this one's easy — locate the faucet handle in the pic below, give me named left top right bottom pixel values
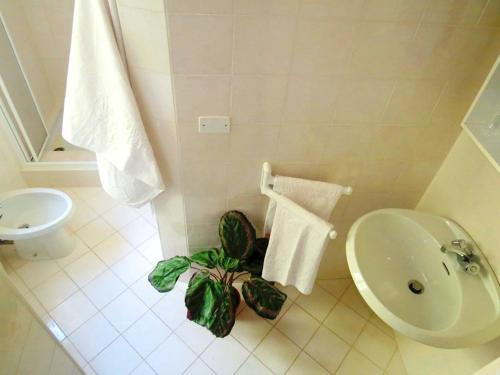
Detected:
left=451, top=239, right=473, bottom=256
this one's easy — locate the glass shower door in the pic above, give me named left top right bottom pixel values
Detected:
left=0, top=17, right=48, bottom=161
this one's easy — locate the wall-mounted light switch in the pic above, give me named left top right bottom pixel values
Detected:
left=198, top=116, right=231, bottom=133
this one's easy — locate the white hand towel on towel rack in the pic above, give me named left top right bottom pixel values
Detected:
left=264, top=176, right=344, bottom=235
left=62, top=0, right=164, bottom=207
left=262, top=176, right=345, bottom=294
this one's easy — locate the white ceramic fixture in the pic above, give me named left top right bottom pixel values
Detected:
left=346, top=208, right=500, bottom=348
left=0, top=188, right=75, bottom=260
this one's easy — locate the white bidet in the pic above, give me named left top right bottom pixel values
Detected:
left=0, top=188, right=75, bottom=260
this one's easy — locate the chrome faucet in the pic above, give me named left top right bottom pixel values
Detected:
left=441, top=239, right=480, bottom=275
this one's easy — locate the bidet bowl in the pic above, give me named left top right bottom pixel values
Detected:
left=346, top=208, right=500, bottom=348
left=0, top=188, right=75, bottom=260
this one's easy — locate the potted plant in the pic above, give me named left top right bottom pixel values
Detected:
left=148, top=210, right=287, bottom=337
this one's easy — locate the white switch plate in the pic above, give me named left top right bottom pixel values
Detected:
left=198, top=116, right=231, bottom=133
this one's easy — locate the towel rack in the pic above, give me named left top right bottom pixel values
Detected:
left=260, top=162, right=352, bottom=240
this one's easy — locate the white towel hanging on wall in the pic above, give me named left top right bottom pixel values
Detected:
left=260, top=162, right=352, bottom=294
left=63, top=0, right=164, bottom=207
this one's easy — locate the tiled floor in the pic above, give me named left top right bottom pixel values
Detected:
left=0, top=187, right=408, bottom=375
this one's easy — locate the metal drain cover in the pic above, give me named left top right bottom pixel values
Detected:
left=408, top=280, right=424, bottom=295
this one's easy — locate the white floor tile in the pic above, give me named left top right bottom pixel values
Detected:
left=386, top=350, right=408, bottom=375
left=146, top=334, right=196, bottom=375
left=90, top=337, right=141, bottom=375
left=151, top=288, right=187, bottom=330
left=93, top=233, right=133, bottom=266
left=295, top=285, right=337, bottom=322
left=202, top=335, right=249, bottom=375
left=130, top=362, right=156, bottom=375
left=33, top=271, right=78, bottom=311
left=56, top=238, right=90, bottom=268
left=317, top=279, right=352, bottom=299
left=305, top=326, right=349, bottom=373
left=102, top=289, right=148, bottom=332
left=277, top=284, right=300, bottom=301
left=340, top=283, right=373, bottom=319
left=69, top=313, right=119, bottom=361
left=231, top=306, right=272, bottom=351
left=324, top=302, right=367, bottom=344
left=82, top=270, right=127, bottom=309
left=65, top=252, right=107, bottom=287
left=68, top=203, right=98, bottom=232
left=81, top=189, right=119, bottom=215
left=111, top=251, right=152, bottom=286
left=16, top=259, right=60, bottom=288
left=287, top=351, right=329, bottom=375
left=176, top=320, right=215, bottom=355
left=50, top=291, right=98, bottom=335
left=119, top=217, right=156, bottom=247
left=336, top=349, right=383, bottom=375
left=102, top=204, right=140, bottom=230
left=124, top=310, right=171, bottom=358
left=236, top=355, right=273, bottom=375
left=184, top=359, right=215, bottom=375
left=76, top=218, right=115, bottom=248
left=254, top=329, right=300, bottom=375
left=130, top=276, right=163, bottom=307
left=354, top=323, right=397, bottom=369
left=276, top=304, right=320, bottom=347
left=137, top=234, right=163, bottom=264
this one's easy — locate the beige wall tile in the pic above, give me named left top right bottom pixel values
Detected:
left=166, top=0, right=233, bottom=14
left=284, top=76, right=338, bottom=123
left=129, top=67, right=175, bottom=124
left=179, top=124, right=230, bottom=164
left=275, top=126, right=328, bottom=163
left=227, top=159, right=265, bottom=198
left=181, top=161, right=228, bottom=198
left=349, top=22, right=419, bottom=79
left=233, top=14, right=296, bottom=74
left=361, top=0, right=430, bottom=22
left=299, top=0, right=365, bottom=20
left=119, top=6, right=170, bottom=73
left=169, top=15, right=233, bottom=74
left=174, top=75, right=231, bottom=123
left=234, top=0, right=299, bottom=15
left=423, top=0, right=486, bottom=25
left=228, top=126, right=280, bottom=160
left=118, top=0, right=164, bottom=12
left=383, top=80, right=445, bottom=125
left=365, top=126, right=421, bottom=161
left=334, top=79, right=395, bottom=123
left=231, top=76, right=288, bottom=125
left=185, top=196, right=227, bottom=225
left=291, top=20, right=356, bottom=75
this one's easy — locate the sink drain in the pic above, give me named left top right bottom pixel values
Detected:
left=18, top=223, right=30, bottom=229
left=408, top=280, right=424, bottom=295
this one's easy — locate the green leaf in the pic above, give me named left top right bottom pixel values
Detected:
left=185, top=271, right=222, bottom=328
left=218, top=211, right=256, bottom=260
left=217, top=251, right=240, bottom=271
left=242, top=277, right=287, bottom=320
left=148, top=256, right=191, bottom=293
left=189, top=248, right=220, bottom=268
left=208, top=285, right=239, bottom=338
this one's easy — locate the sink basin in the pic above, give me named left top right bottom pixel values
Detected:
left=346, top=208, right=500, bottom=348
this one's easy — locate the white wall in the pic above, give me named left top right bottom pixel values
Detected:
left=0, top=116, right=26, bottom=193
left=396, top=132, right=500, bottom=375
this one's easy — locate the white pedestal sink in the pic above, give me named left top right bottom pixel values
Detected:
left=346, top=208, right=500, bottom=348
